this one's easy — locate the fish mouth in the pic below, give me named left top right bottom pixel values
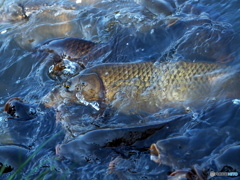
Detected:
left=4, top=97, right=22, bottom=117
left=41, top=85, right=75, bottom=108
left=55, top=144, right=65, bottom=160
left=48, top=59, right=84, bottom=81
left=149, top=143, right=161, bottom=164
left=66, top=72, right=106, bottom=110
left=149, top=142, right=178, bottom=166
left=4, top=97, right=37, bottom=120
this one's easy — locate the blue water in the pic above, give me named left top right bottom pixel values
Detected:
left=0, top=0, right=240, bottom=179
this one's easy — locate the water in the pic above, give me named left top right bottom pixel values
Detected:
left=0, top=0, right=240, bottom=179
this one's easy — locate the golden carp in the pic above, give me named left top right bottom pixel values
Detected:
left=42, top=60, right=238, bottom=114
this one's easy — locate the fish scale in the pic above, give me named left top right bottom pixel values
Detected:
left=86, top=61, right=228, bottom=105
left=54, top=60, right=237, bottom=114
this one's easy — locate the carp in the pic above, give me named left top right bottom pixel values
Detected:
left=42, top=60, right=239, bottom=114
left=35, top=37, right=111, bottom=81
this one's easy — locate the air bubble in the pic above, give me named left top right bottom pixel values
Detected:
left=90, top=101, right=100, bottom=111
left=49, top=65, right=54, bottom=73
left=61, top=59, right=80, bottom=75
left=1, top=30, right=7, bottom=34
left=16, top=79, right=21, bottom=84
left=76, top=93, right=100, bottom=111
left=29, top=108, right=36, bottom=115
left=192, top=113, right=198, bottom=120
left=0, top=100, right=4, bottom=104
left=232, top=99, right=240, bottom=105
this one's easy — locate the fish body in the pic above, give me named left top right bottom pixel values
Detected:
left=43, top=61, right=237, bottom=113
left=34, top=37, right=111, bottom=81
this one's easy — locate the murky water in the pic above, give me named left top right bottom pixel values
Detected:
left=0, top=0, right=240, bottom=179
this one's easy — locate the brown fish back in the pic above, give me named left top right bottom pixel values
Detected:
left=86, top=62, right=155, bottom=101
left=86, top=61, right=228, bottom=111
left=151, top=61, right=226, bottom=103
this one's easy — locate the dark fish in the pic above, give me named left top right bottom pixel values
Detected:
left=4, top=98, right=37, bottom=120
left=56, top=123, right=168, bottom=163
left=34, top=37, right=111, bottom=81
left=0, top=145, right=29, bottom=174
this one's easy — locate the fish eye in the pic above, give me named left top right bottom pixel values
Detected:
left=63, top=81, right=71, bottom=91
left=75, top=85, right=81, bottom=91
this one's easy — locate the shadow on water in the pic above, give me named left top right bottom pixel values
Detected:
left=0, top=0, right=240, bottom=179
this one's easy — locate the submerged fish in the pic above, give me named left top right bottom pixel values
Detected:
left=42, top=60, right=239, bottom=114
left=34, top=37, right=111, bottom=81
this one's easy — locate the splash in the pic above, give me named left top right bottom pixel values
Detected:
left=48, top=59, right=82, bottom=80
left=0, top=29, right=7, bottom=34
left=76, top=93, right=100, bottom=111
left=232, top=99, right=240, bottom=105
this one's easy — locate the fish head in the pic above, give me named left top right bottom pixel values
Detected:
left=41, top=85, right=76, bottom=108
left=42, top=72, right=104, bottom=110
left=0, top=3, right=27, bottom=23
left=150, top=136, right=190, bottom=168
left=64, top=72, right=104, bottom=103
left=4, top=97, right=37, bottom=120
